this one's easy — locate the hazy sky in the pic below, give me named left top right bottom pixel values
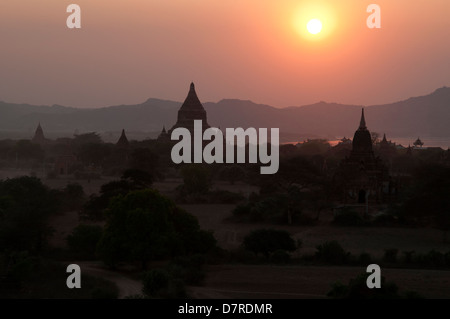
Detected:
left=0, top=0, right=449, bottom=108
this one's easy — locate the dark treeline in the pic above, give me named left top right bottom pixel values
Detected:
left=0, top=134, right=449, bottom=298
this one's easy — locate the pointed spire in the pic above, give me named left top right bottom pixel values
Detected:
left=382, top=133, right=387, bottom=142
left=359, top=108, right=367, bottom=130
left=178, top=82, right=206, bottom=112
left=116, top=129, right=129, bottom=147
left=32, top=122, right=45, bottom=144
left=162, top=125, right=166, bottom=133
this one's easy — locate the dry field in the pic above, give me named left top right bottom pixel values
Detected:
left=190, top=265, right=450, bottom=299
left=179, top=204, right=449, bottom=258
left=4, top=171, right=448, bottom=299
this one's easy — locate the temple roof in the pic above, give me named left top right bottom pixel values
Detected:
left=179, top=82, right=206, bottom=112
left=32, top=122, right=46, bottom=144
left=169, top=82, right=210, bottom=134
left=158, top=125, right=170, bottom=141
left=352, top=108, right=373, bottom=154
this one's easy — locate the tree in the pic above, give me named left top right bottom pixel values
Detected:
left=0, top=176, right=57, bottom=253
left=315, top=240, right=349, bottom=265
left=97, top=189, right=216, bottom=269
left=298, top=139, right=330, bottom=155
left=142, top=269, right=170, bottom=297
left=78, top=143, right=111, bottom=166
left=97, top=189, right=173, bottom=269
left=82, top=175, right=148, bottom=221
left=170, top=207, right=217, bottom=255
left=121, top=169, right=153, bottom=188
left=399, top=164, right=450, bottom=241
left=15, top=140, right=44, bottom=160
left=256, top=155, right=324, bottom=224
left=67, top=225, right=103, bottom=258
left=61, top=183, right=85, bottom=211
left=371, top=132, right=381, bottom=145
left=243, top=229, right=296, bottom=259
left=219, top=165, right=246, bottom=185
left=181, top=165, right=211, bottom=194
left=129, top=148, right=159, bottom=176
left=73, top=132, right=103, bottom=145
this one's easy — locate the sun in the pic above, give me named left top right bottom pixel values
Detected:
left=307, top=19, right=322, bottom=34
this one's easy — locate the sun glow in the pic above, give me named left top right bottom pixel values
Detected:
left=307, top=19, right=322, bottom=34
left=292, top=2, right=337, bottom=41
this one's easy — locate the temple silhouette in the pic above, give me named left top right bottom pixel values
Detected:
left=167, top=82, right=210, bottom=136
left=32, top=122, right=47, bottom=145
left=335, top=109, right=392, bottom=206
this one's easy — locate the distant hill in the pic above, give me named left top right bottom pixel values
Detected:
left=0, top=87, right=449, bottom=141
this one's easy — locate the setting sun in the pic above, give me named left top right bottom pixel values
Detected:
left=307, top=19, right=322, bottom=34
left=291, top=2, right=338, bottom=42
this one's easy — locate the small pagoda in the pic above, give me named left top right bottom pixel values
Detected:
left=413, top=137, right=424, bottom=148
left=32, top=122, right=48, bottom=145
left=116, top=129, right=129, bottom=148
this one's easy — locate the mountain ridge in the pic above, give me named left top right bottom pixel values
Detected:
left=0, top=87, right=449, bottom=139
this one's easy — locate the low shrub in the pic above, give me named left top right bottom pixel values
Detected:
left=333, top=210, right=366, bottom=227
left=315, top=241, right=350, bottom=265
left=383, top=249, right=399, bottom=264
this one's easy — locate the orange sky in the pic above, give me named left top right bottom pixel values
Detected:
left=0, top=0, right=449, bottom=108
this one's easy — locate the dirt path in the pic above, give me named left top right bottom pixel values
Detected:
left=77, top=262, right=143, bottom=299
left=188, top=286, right=325, bottom=299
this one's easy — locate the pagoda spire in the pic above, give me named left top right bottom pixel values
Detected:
left=32, top=122, right=46, bottom=144
left=116, top=129, right=129, bottom=147
left=169, top=82, right=210, bottom=134
left=359, top=108, right=367, bottom=130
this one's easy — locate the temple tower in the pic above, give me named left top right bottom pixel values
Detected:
left=169, top=82, right=210, bottom=135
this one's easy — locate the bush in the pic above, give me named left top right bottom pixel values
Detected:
left=209, top=190, right=245, bottom=204
left=243, top=229, right=296, bottom=259
left=170, top=255, right=206, bottom=286
left=358, top=252, right=372, bottom=265
left=5, top=251, right=39, bottom=284
left=142, top=268, right=188, bottom=299
left=233, top=203, right=252, bottom=218
left=416, top=250, right=446, bottom=268
left=315, top=241, right=350, bottom=265
left=445, top=251, right=450, bottom=267
left=328, top=273, right=401, bottom=299
left=142, top=269, right=170, bottom=297
left=271, top=250, right=291, bottom=264
left=383, top=249, right=399, bottom=264
left=61, top=183, right=85, bottom=211
left=333, top=210, right=365, bottom=226
left=181, top=165, right=211, bottom=195
left=372, top=213, right=398, bottom=226
left=403, top=251, right=415, bottom=264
